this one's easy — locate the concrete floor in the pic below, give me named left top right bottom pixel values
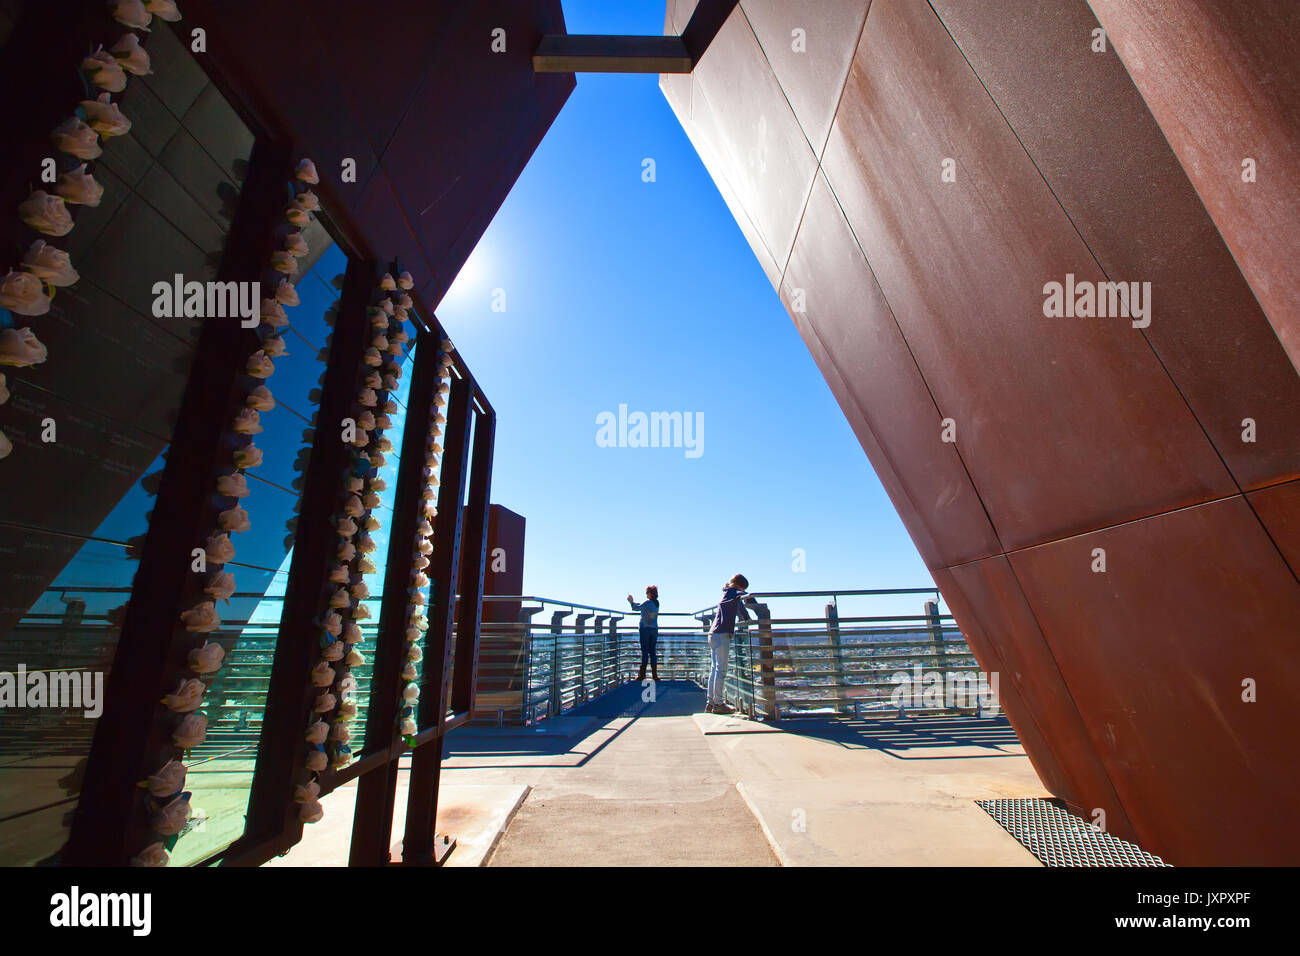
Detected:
left=268, top=778, right=529, bottom=867
left=266, top=680, right=1050, bottom=866
left=473, top=682, right=779, bottom=866
left=448, top=681, right=1046, bottom=866
left=707, top=712, right=1048, bottom=865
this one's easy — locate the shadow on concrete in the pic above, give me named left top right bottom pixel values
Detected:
left=570, top=679, right=706, bottom=719
left=441, top=680, right=707, bottom=768
left=771, top=714, right=1020, bottom=759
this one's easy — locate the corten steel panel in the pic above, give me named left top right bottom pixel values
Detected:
left=738, top=0, right=871, bottom=158
left=782, top=175, right=1002, bottom=568
left=691, top=6, right=819, bottom=275
left=312, top=0, right=470, bottom=157
left=179, top=0, right=384, bottom=215
left=1008, top=496, right=1300, bottom=865
left=941, top=557, right=1138, bottom=843
left=380, top=0, right=573, bottom=293
left=483, top=505, right=527, bottom=624
left=667, top=0, right=703, bottom=35
left=352, top=171, right=431, bottom=299
left=663, top=73, right=783, bottom=287
left=929, top=568, right=1078, bottom=816
left=819, top=0, right=1235, bottom=551
left=929, top=0, right=1300, bottom=492
left=1086, top=0, right=1300, bottom=371
left=1248, top=479, right=1300, bottom=578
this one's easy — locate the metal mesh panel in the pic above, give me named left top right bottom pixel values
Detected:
left=977, top=798, right=1170, bottom=867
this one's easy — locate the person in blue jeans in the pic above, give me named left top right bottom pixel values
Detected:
left=706, top=574, right=750, bottom=714
left=627, top=585, right=660, bottom=681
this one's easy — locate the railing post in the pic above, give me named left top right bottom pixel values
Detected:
left=518, top=606, right=539, bottom=724
left=574, top=613, right=590, bottom=702
left=549, top=610, right=567, bottom=714
left=609, top=617, right=620, bottom=684
left=925, top=598, right=946, bottom=711
left=592, top=615, right=607, bottom=691
left=826, top=602, right=848, bottom=715
left=753, top=602, right=776, bottom=721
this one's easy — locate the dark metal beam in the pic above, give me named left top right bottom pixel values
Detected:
left=347, top=312, right=439, bottom=866
left=533, top=34, right=691, bottom=73
left=681, top=0, right=740, bottom=63
left=531, top=0, right=738, bottom=74
left=401, top=372, right=472, bottom=864
left=449, top=410, right=495, bottom=719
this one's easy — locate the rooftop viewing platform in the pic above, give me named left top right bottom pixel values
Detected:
left=272, top=588, right=1134, bottom=867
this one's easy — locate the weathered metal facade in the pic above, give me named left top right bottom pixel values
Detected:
left=661, top=0, right=1300, bottom=865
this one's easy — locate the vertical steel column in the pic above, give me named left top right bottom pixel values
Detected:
left=519, top=607, right=538, bottom=723
left=401, top=373, right=471, bottom=864
left=574, top=613, right=590, bottom=701
left=347, top=319, right=440, bottom=866
left=549, top=610, right=567, bottom=714
left=753, top=603, right=777, bottom=721
left=236, top=255, right=377, bottom=857
left=825, top=602, right=847, bottom=714
left=593, top=615, right=607, bottom=689
left=925, top=599, right=946, bottom=663
left=449, top=406, right=495, bottom=720
left=608, top=618, right=619, bottom=686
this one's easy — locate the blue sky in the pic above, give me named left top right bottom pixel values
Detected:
left=435, top=0, right=934, bottom=619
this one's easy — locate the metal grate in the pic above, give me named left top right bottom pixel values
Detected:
left=977, top=798, right=1170, bottom=867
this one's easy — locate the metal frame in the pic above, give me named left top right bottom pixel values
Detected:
left=532, top=0, right=738, bottom=73
left=347, top=306, right=448, bottom=866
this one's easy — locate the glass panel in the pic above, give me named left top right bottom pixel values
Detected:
left=167, top=242, right=348, bottom=867
left=0, top=24, right=254, bottom=866
left=351, top=325, right=418, bottom=737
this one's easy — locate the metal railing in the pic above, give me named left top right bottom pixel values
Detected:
left=3, top=586, right=993, bottom=743
left=475, top=588, right=996, bottom=724
left=475, top=596, right=710, bottom=723
left=0, top=587, right=379, bottom=758
left=692, top=588, right=992, bottom=720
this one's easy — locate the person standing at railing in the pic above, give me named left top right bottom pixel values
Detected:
left=627, top=586, right=660, bottom=682
left=706, top=574, right=750, bottom=715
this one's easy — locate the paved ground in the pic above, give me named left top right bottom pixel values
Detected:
left=268, top=680, right=1049, bottom=866
left=269, top=779, right=529, bottom=867
left=453, top=682, right=779, bottom=866
left=450, top=681, right=1047, bottom=867
left=708, top=713, right=1047, bottom=865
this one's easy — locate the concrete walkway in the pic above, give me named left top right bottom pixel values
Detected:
left=706, top=712, right=1048, bottom=865
left=445, top=681, right=1046, bottom=867
left=445, top=681, right=778, bottom=866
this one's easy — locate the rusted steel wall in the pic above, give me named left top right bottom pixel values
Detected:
left=663, top=0, right=1300, bottom=865
left=1085, top=0, right=1300, bottom=371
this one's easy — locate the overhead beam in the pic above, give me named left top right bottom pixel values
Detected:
left=533, top=0, right=739, bottom=74
left=533, top=34, right=692, bottom=73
